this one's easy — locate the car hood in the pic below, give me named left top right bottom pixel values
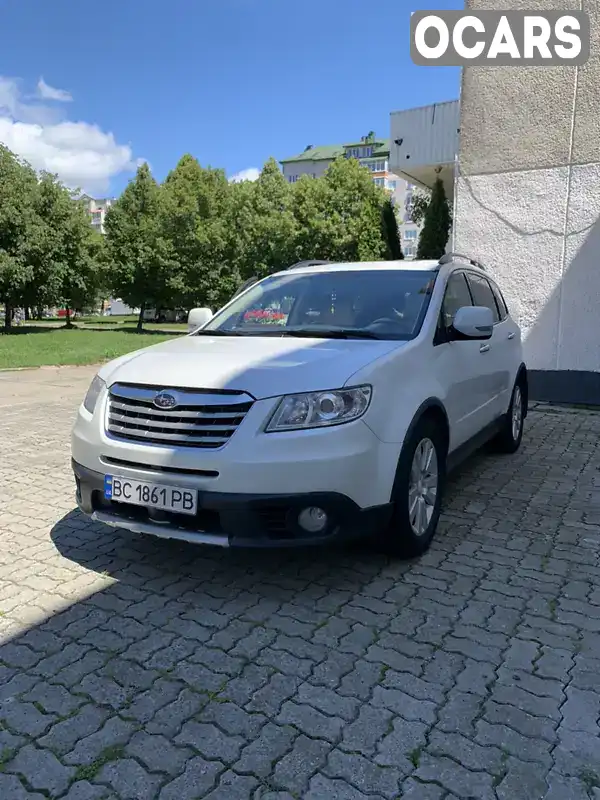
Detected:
left=99, top=334, right=403, bottom=399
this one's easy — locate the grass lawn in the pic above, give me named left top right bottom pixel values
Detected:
left=0, top=326, right=180, bottom=369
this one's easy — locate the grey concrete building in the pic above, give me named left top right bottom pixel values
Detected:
left=80, top=194, right=115, bottom=235
left=390, top=9, right=600, bottom=404
left=453, top=0, right=600, bottom=404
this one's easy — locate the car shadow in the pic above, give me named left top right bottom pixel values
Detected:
left=50, top=440, right=498, bottom=596
left=0, top=325, right=63, bottom=335
left=49, top=509, right=408, bottom=599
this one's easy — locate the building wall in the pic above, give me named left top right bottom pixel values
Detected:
left=389, top=100, right=459, bottom=196
left=453, top=0, right=600, bottom=403
left=81, top=195, right=114, bottom=234
left=281, top=161, right=331, bottom=182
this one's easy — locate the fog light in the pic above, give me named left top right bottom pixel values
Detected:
left=298, top=506, right=328, bottom=533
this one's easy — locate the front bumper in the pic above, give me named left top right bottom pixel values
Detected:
left=72, top=460, right=392, bottom=549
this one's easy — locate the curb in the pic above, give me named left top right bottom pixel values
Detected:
left=0, top=364, right=102, bottom=373
left=0, top=366, right=41, bottom=373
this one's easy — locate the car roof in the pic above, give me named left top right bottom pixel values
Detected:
left=273, top=259, right=441, bottom=277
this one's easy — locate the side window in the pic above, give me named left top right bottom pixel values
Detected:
left=465, top=273, right=500, bottom=324
left=489, top=279, right=509, bottom=320
left=441, top=272, right=473, bottom=329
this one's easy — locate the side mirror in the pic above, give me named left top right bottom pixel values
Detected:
left=188, top=307, right=213, bottom=333
left=451, top=306, right=493, bottom=340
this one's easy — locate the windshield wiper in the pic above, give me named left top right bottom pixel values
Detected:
left=192, top=329, right=245, bottom=336
left=281, top=327, right=382, bottom=340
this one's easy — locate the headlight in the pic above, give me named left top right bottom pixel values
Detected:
left=83, top=375, right=106, bottom=414
left=266, top=386, right=372, bottom=432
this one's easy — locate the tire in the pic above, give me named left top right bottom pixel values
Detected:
left=492, top=376, right=526, bottom=454
left=377, top=415, right=447, bottom=559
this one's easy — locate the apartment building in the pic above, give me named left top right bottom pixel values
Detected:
left=280, top=135, right=421, bottom=258
left=80, top=195, right=114, bottom=235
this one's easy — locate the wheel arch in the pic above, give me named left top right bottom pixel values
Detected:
left=388, top=397, right=450, bottom=504
left=408, top=398, right=451, bottom=457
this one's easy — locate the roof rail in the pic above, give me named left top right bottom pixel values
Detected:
left=286, top=259, right=331, bottom=271
left=438, top=252, right=486, bottom=271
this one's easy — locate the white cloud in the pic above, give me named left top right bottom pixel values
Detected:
left=229, top=167, right=260, bottom=183
left=0, top=76, right=142, bottom=195
left=37, top=77, right=73, bottom=103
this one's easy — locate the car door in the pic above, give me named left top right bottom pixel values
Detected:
left=488, top=276, right=522, bottom=414
left=464, top=271, right=512, bottom=420
left=432, top=270, right=493, bottom=451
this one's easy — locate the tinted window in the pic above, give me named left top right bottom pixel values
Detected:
left=441, top=272, right=473, bottom=328
left=203, top=269, right=438, bottom=341
left=489, top=280, right=509, bottom=320
left=466, top=273, right=500, bottom=323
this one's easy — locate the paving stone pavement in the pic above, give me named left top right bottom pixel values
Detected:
left=1, top=366, right=600, bottom=799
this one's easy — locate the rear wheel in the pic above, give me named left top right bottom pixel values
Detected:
left=377, top=416, right=447, bottom=558
left=492, top=377, right=525, bottom=454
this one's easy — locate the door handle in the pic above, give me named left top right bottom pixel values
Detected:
left=507, top=332, right=515, bottom=340
left=480, top=344, right=490, bottom=353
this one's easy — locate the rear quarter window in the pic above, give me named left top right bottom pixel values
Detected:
left=489, top=280, right=509, bottom=320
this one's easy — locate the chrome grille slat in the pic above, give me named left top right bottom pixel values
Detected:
left=106, top=383, right=253, bottom=449
left=110, top=400, right=246, bottom=420
left=107, top=423, right=230, bottom=446
left=110, top=384, right=248, bottom=407
left=108, top=412, right=238, bottom=433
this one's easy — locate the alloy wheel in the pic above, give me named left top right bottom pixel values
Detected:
left=408, top=437, right=438, bottom=537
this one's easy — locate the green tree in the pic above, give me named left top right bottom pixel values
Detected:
left=230, top=158, right=297, bottom=283
left=21, top=173, right=68, bottom=318
left=58, top=205, right=104, bottom=326
left=290, top=157, right=389, bottom=263
left=407, top=188, right=430, bottom=226
left=104, top=163, right=170, bottom=331
left=0, top=146, right=41, bottom=331
left=20, top=174, right=103, bottom=327
left=161, top=154, right=233, bottom=310
left=381, top=198, right=403, bottom=260
left=416, top=177, right=452, bottom=260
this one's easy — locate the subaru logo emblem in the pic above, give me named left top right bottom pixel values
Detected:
left=153, top=391, right=178, bottom=410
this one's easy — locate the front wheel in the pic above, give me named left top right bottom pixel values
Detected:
left=376, top=416, right=447, bottom=558
left=492, top=378, right=525, bottom=454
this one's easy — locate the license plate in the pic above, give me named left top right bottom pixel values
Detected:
left=104, top=475, right=198, bottom=516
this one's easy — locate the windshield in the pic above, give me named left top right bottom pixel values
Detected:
left=201, top=268, right=438, bottom=340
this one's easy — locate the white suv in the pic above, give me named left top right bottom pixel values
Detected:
left=71, top=254, right=527, bottom=558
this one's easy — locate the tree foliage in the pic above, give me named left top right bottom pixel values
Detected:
left=104, top=163, right=171, bottom=330
left=416, top=177, right=452, bottom=260
left=290, top=157, right=390, bottom=263
left=381, top=198, right=403, bottom=260
left=231, top=157, right=298, bottom=282
left=1, top=142, right=412, bottom=331
left=407, top=189, right=430, bottom=226
left=0, top=146, right=104, bottom=331
left=0, top=146, right=40, bottom=330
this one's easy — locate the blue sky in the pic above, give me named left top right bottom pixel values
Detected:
left=0, top=0, right=461, bottom=196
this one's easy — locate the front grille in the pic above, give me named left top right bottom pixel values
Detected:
left=106, top=383, right=253, bottom=449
